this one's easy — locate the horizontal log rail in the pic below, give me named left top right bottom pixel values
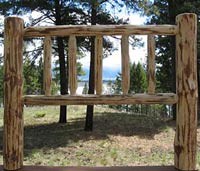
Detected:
left=23, top=93, right=177, bottom=106
left=24, top=25, right=178, bottom=37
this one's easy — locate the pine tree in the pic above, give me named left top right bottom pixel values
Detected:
left=111, top=62, right=147, bottom=112
left=0, top=0, right=86, bottom=123
left=148, top=0, right=200, bottom=119
left=23, top=56, right=42, bottom=95
left=0, top=0, right=93, bottom=123
left=130, top=62, right=147, bottom=93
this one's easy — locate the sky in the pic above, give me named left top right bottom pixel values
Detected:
left=79, top=12, right=148, bottom=79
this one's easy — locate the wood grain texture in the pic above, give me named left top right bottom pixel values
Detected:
left=121, top=35, right=130, bottom=94
left=24, top=25, right=178, bottom=37
left=147, top=35, right=156, bottom=94
left=95, top=36, right=103, bottom=95
left=68, top=35, right=77, bottom=95
left=23, top=93, right=177, bottom=106
left=0, top=165, right=177, bottom=171
left=4, top=17, right=24, bottom=170
left=43, top=36, right=52, bottom=96
left=174, top=13, right=198, bottom=170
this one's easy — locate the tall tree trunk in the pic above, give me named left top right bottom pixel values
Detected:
left=85, top=37, right=95, bottom=131
left=55, top=0, right=68, bottom=123
left=168, top=0, right=176, bottom=120
left=57, top=37, right=68, bottom=123
left=84, top=3, right=97, bottom=131
left=171, top=37, right=176, bottom=120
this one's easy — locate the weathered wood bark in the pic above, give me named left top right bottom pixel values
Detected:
left=147, top=35, right=156, bottom=94
left=121, top=35, right=130, bottom=95
left=3, top=17, right=24, bottom=170
left=24, top=25, right=178, bottom=37
left=24, top=93, right=177, bottom=106
left=43, top=36, right=52, bottom=96
left=95, top=36, right=103, bottom=95
left=174, top=13, right=198, bottom=170
left=68, top=35, right=77, bottom=95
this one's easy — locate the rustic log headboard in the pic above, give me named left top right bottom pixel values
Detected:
left=3, top=13, right=197, bottom=171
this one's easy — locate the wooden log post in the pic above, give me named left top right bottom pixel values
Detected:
left=43, top=36, right=52, bottom=96
left=174, top=13, right=198, bottom=170
left=147, top=35, right=156, bottom=94
left=68, top=35, right=77, bottom=95
left=4, top=17, right=24, bottom=170
left=95, top=36, right=103, bottom=95
left=121, top=35, right=130, bottom=94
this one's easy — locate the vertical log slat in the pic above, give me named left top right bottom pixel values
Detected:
left=121, top=35, right=130, bottom=94
left=174, top=13, right=197, bottom=170
left=4, top=17, right=24, bottom=170
left=147, top=35, right=156, bottom=94
left=43, top=36, right=52, bottom=96
left=95, top=35, right=103, bottom=95
left=68, top=35, right=77, bottom=95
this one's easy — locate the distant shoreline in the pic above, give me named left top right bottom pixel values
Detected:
left=77, top=81, right=114, bottom=94
left=78, top=80, right=115, bottom=83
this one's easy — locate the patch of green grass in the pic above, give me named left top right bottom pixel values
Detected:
left=0, top=106, right=199, bottom=169
left=0, top=108, right=3, bottom=127
left=197, top=151, right=200, bottom=169
left=34, top=111, right=46, bottom=118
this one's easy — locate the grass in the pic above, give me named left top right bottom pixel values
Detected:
left=0, top=106, right=199, bottom=168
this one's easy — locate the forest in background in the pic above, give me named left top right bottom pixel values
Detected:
left=0, top=0, right=199, bottom=128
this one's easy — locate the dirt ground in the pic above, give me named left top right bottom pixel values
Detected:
left=0, top=106, right=199, bottom=168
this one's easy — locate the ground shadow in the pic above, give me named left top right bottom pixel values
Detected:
left=0, top=112, right=175, bottom=158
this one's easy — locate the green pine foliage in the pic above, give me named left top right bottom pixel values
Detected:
left=147, top=0, right=200, bottom=118
left=110, top=62, right=147, bottom=112
left=148, top=0, right=200, bottom=92
left=111, top=62, right=147, bottom=95
left=23, top=56, right=43, bottom=95
left=130, top=62, right=147, bottom=93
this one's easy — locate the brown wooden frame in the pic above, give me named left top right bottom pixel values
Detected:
left=3, top=13, right=197, bottom=171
